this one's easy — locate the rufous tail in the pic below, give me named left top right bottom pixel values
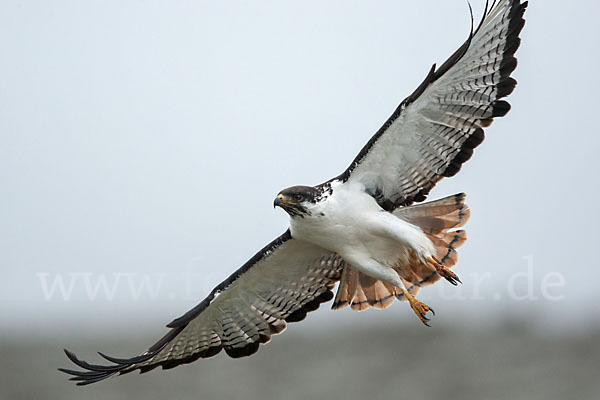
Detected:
left=332, top=193, right=469, bottom=311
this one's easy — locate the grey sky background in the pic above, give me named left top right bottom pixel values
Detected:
left=2, top=0, right=599, bottom=338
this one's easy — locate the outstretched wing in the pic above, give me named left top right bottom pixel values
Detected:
left=335, top=0, right=527, bottom=210
left=59, top=231, right=344, bottom=385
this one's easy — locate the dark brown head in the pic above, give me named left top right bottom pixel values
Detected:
left=274, top=185, right=322, bottom=217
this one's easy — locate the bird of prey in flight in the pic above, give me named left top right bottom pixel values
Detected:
left=60, top=0, right=527, bottom=385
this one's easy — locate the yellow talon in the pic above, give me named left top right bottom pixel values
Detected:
left=402, top=289, right=434, bottom=326
left=428, top=256, right=461, bottom=286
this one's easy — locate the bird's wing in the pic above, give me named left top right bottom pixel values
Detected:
left=59, top=230, right=344, bottom=385
left=333, top=0, right=527, bottom=210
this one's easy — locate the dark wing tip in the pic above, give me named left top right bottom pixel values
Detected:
left=59, top=349, right=125, bottom=386
left=285, top=289, right=334, bottom=323
left=442, top=128, right=484, bottom=178
left=224, top=341, right=260, bottom=359
left=440, top=0, right=526, bottom=180
left=59, top=326, right=180, bottom=386
left=59, top=322, right=208, bottom=385
left=496, top=77, right=517, bottom=98
left=499, top=1, right=527, bottom=81
left=491, top=100, right=511, bottom=117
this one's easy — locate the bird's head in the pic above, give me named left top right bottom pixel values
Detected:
left=274, top=185, right=322, bottom=218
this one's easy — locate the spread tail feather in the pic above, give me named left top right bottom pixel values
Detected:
left=332, top=193, right=469, bottom=311
left=332, top=267, right=427, bottom=310
left=397, top=193, right=470, bottom=267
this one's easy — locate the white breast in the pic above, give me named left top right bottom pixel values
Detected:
left=289, top=180, right=434, bottom=267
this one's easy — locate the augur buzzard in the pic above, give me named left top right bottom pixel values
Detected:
left=60, top=0, right=527, bottom=385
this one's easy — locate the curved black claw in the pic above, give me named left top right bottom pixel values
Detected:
left=447, top=276, right=459, bottom=286
left=428, top=257, right=462, bottom=286
left=440, top=269, right=462, bottom=286
left=410, top=302, right=435, bottom=327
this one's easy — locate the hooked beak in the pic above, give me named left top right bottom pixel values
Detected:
left=274, top=194, right=284, bottom=209
left=274, top=193, right=297, bottom=209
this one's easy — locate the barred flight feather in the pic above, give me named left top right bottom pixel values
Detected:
left=60, top=233, right=344, bottom=385
left=336, top=0, right=527, bottom=210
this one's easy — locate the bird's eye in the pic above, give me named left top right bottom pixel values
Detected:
left=293, top=194, right=303, bottom=202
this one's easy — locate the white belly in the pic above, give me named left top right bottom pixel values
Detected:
left=289, top=181, right=435, bottom=273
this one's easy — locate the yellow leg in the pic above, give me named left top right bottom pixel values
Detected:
left=402, top=289, right=434, bottom=327
left=428, top=256, right=462, bottom=286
